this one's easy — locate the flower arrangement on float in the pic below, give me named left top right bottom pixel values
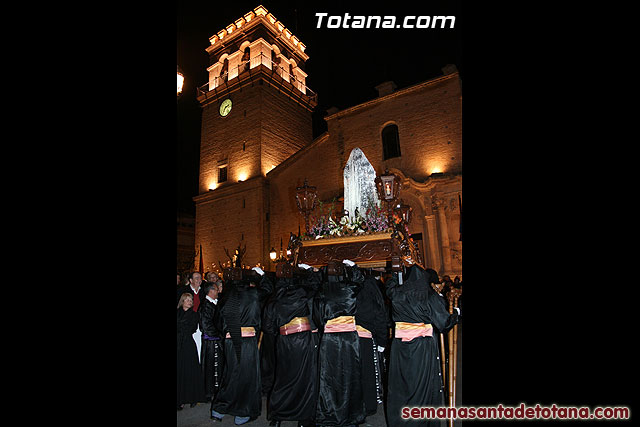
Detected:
left=304, top=200, right=392, bottom=240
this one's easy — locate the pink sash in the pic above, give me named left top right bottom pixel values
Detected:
left=395, top=322, right=433, bottom=342
left=356, top=325, right=373, bottom=338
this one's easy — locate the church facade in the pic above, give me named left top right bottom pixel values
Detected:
left=193, top=5, right=462, bottom=279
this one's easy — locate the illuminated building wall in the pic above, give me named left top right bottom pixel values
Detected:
left=267, top=72, right=463, bottom=277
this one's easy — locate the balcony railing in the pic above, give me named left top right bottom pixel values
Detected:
left=197, top=52, right=317, bottom=104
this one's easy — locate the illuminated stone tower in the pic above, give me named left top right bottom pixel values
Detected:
left=194, top=5, right=317, bottom=271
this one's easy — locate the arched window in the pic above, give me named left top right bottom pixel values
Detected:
left=289, top=63, right=296, bottom=82
left=241, top=47, right=250, bottom=72
left=382, top=124, right=401, bottom=160
left=220, top=57, right=229, bottom=82
left=271, top=47, right=282, bottom=76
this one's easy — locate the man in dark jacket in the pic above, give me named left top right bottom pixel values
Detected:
left=176, top=271, right=204, bottom=312
left=199, top=282, right=224, bottom=402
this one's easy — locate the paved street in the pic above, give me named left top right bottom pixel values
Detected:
left=177, top=399, right=389, bottom=427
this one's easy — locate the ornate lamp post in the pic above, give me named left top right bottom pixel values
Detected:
left=375, top=168, right=401, bottom=224
left=395, top=200, right=413, bottom=224
left=295, top=179, right=318, bottom=234
left=276, top=237, right=288, bottom=263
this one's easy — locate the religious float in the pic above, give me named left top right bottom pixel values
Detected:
left=290, top=175, right=418, bottom=271
left=272, top=148, right=416, bottom=272
left=286, top=150, right=461, bottom=427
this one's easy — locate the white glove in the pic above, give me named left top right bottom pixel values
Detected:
left=455, top=307, right=461, bottom=316
left=377, top=346, right=385, bottom=352
left=298, top=263, right=311, bottom=270
left=252, top=267, right=264, bottom=276
left=342, top=259, right=355, bottom=267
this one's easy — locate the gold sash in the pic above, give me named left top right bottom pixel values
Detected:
left=395, top=321, right=432, bottom=330
left=356, top=324, right=372, bottom=338
left=279, top=317, right=311, bottom=335
left=225, top=326, right=256, bottom=338
left=325, top=315, right=356, bottom=333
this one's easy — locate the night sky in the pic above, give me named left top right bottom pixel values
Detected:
left=177, top=0, right=462, bottom=215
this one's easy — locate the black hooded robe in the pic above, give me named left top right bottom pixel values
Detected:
left=199, top=296, right=224, bottom=401
left=313, top=265, right=366, bottom=427
left=211, top=276, right=273, bottom=418
left=177, top=308, right=205, bottom=406
left=260, top=287, right=278, bottom=397
left=262, top=269, right=321, bottom=423
left=356, top=274, right=389, bottom=416
left=385, top=265, right=459, bottom=427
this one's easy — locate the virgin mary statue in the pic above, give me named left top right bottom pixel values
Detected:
left=343, top=148, right=380, bottom=220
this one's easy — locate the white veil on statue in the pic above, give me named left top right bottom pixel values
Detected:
left=343, top=148, right=380, bottom=220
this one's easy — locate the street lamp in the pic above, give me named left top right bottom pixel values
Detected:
left=269, top=247, right=277, bottom=261
left=177, top=66, right=184, bottom=97
left=375, top=168, right=402, bottom=224
left=395, top=200, right=412, bottom=224
left=295, top=179, right=318, bottom=234
left=375, top=168, right=401, bottom=204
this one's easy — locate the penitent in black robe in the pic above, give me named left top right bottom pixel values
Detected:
left=177, top=308, right=205, bottom=406
left=356, top=274, right=389, bottom=416
left=211, top=276, right=273, bottom=418
left=385, top=265, right=459, bottom=427
left=262, top=269, right=321, bottom=423
left=260, top=287, right=278, bottom=397
left=313, top=265, right=366, bottom=427
left=199, top=297, right=224, bottom=401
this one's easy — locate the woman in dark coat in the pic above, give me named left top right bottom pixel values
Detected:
left=177, top=293, right=205, bottom=410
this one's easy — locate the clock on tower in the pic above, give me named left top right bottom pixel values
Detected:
left=219, top=98, right=232, bottom=117
left=197, top=5, right=317, bottom=189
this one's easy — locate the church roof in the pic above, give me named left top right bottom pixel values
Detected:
left=325, top=72, right=460, bottom=121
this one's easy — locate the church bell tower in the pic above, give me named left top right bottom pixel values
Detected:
left=193, top=5, right=317, bottom=272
